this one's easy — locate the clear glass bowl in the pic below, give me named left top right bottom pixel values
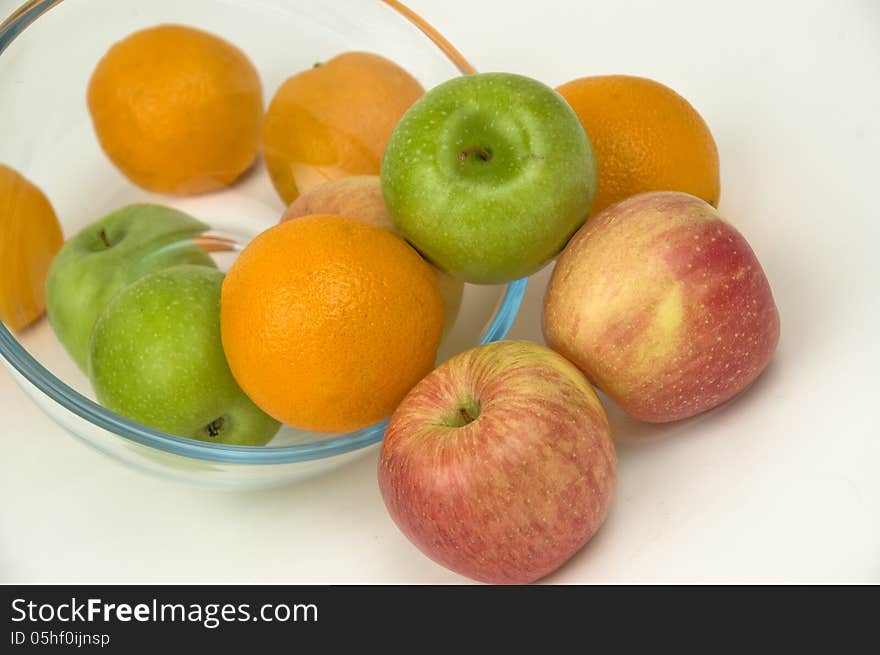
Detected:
left=0, top=0, right=527, bottom=489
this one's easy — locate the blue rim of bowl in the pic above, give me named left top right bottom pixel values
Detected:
left=0, top=0, right=529, bottom=464
left=0, top=280, right=526, bottom=464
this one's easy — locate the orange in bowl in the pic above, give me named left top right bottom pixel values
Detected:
left=261, top=51, right=424, bottom=205
left=220, top=214, right=444, bottom=433
left=0, top=164, right=63, bottom=331
left=87, top=24, right=263, bottom=195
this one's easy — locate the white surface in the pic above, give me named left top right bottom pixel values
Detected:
left=1, top=0, right=878, bottom=583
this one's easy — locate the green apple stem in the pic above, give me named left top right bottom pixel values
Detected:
left=458, top=146, right=493, bottom=164
left=98, top=229, right=112, bottom=248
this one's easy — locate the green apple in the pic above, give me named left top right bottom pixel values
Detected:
left=381, top=72, right=596, bottom=284
left=46, top=204, right=216, bottom=370
left=89, top=265, right=280, bottom=445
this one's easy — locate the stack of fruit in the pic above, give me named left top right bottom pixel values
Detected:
left=0, top=23, right=780, bottom=584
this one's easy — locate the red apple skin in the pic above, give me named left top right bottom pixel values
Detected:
left=543, top=191, right=780, bottom=423
left=378, top=340, right=616, bottom=585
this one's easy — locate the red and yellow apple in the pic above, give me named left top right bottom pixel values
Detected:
left=378, top=340, right=616, bottom=585
left=543, top=191, right=780, bottom=423
left=281, top=175, right=391, bottom=227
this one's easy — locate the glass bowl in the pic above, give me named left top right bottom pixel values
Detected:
left=0, top=0, right=527, bottom=490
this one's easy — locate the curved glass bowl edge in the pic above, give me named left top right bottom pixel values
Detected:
left=0, top=280, right=527, bottom=464
left=0, top=0, right=57, bottom=55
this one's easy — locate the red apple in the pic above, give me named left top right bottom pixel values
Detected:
left=543, top=191, right=780, bottom=423
left=378, top=340, right=616, bottom=584
left=281, top=176, right=391, bottom=228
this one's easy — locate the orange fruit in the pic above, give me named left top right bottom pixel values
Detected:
left=87, top=24, right=263, bottom=195
left=0, top=164, right=63, bottom=331
left=261, top=51, right=424, bottom=205
left=556, top=75, right=720, bottom=217
left=220, top=215, right=444, bottom=433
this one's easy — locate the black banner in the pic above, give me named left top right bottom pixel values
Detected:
left=1, top=585, right=876, bottom=649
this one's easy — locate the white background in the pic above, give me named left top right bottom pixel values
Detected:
left=1, top=0, right=878, bottom=583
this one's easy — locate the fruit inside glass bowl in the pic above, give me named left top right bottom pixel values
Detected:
left=0, top=0, right=526, bottom=490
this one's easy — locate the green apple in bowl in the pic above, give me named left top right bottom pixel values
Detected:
left=89, top=265, right=280, bottom=445
left=381, top=72, right=596, bottom=284
left=46, top=204, right=216, bottom=370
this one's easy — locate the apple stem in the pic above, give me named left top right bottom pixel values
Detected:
left=458, top=146, right=493, bottom=164
left=440, top=400, right=481, bottom=428
left=206, top=417, right=225, bottom=438
left=98, top=229, right=111, bottom=248
left=458, top=406, right=475, bottom=425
